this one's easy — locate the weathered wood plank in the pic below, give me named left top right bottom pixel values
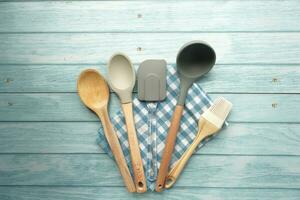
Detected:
left=0, top=1, right=299, bottom=32
left=1, top=33, right=300, bottom=64
left=0, top=154, right=299, bottom=188
left=0, top=93, right=299, bottom=122
left=1, top=64, right=299, bottom=93
left=1, top=187, right=300, bottom=200
left=0, top=122, right=299, bottom=156
left=0, top=122, right=101, bottom=153
left=0, top=93, right=120, bottom=121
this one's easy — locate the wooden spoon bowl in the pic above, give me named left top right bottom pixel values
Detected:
left=77, top=69, right=109, bottom=112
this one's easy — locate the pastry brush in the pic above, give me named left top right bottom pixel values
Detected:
left=165, top=97, right=232, bottom=189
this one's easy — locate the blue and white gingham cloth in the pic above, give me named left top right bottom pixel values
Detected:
left=98, top=65, right=214, bottom=191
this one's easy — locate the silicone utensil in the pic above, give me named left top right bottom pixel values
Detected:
left=137, top=59, right=167, bottom=182
left=156, top=41, right=216, bottom=192
left=108, top=53, right=147, bottom=193
left=77, top=69, right=136, bottom=192
left=165, top=97, right=232, bottom=189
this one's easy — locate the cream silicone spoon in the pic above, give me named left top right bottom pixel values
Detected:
left=77, top=69, right=136, bottom=192
left=108, top=53, right=147, bottom=193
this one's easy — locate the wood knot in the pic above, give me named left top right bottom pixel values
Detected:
left=137, top=14, right=142, bottom=18
left=8, top=102, right=13, bottom=106
left=137, top=47, right=142, bottom=51
left=5, top=78, right=13, bottom=83
left=272, top=77, right=279, bottom=83
left=272, top=103, right=278, bottom=108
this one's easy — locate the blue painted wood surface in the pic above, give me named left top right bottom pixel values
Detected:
left=0, top=1, right=300, bottom=199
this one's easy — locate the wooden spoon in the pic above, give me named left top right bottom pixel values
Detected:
left=77, top=69, right=136, bottom=193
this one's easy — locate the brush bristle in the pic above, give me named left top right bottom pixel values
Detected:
left=210, top=97, right=232, bottom=119
left=202, top=97, right=232, bottom=128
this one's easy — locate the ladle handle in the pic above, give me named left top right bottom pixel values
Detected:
left=97, top=108, right=136, bottom=193
left=122, top=103, right=147, bottom=193
left=156, top=105, right=184, bottom=192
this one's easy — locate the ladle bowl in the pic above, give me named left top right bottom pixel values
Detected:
left=177, top=41, right=216, bottom=79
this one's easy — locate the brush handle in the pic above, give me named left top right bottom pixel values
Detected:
left=165, top=118, right=217, bottom=189
left=97, top=108, right=136, bottom=193
left=122, top=103, right=147, bottom=193
left=156, top=105, right=184, bottom=192
left=165, top=129, right=206, bottom=189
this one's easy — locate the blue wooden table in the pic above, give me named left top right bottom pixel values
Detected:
left=0, top=1, right=300, bottom=199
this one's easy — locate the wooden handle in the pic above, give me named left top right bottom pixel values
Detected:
left=97, top=108, right=136, bottom=193
left=165, top=118, right=216, bottom=189
left=165, top=129, right=206, bottom=189
left=156, top=105, right=184, bottom=192
left=122, top=103, right=147, bottom=193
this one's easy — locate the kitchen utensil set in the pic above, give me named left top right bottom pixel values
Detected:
left=77, top=41, right=232, bottom=193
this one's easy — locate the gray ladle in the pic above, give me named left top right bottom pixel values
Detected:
left=156, top=41, right=216, bottom=192
left=108, top=53, right=147, bottom=193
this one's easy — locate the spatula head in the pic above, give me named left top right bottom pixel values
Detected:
left=137, top=59, right=167, bottom=101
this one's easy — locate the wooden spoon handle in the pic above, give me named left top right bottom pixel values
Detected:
left=122, top=103, right=147, bottom=193
left=97, top=108, right=136, bottom=193
left=165, top=129, right=206, bottom=189
left=156, top=105, right=184, bottom=192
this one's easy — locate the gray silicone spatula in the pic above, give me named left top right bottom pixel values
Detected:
left=137, top=59, right=167, bottom=182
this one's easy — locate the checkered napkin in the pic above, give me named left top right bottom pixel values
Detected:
left=97, top=65, right=213, bottom=191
